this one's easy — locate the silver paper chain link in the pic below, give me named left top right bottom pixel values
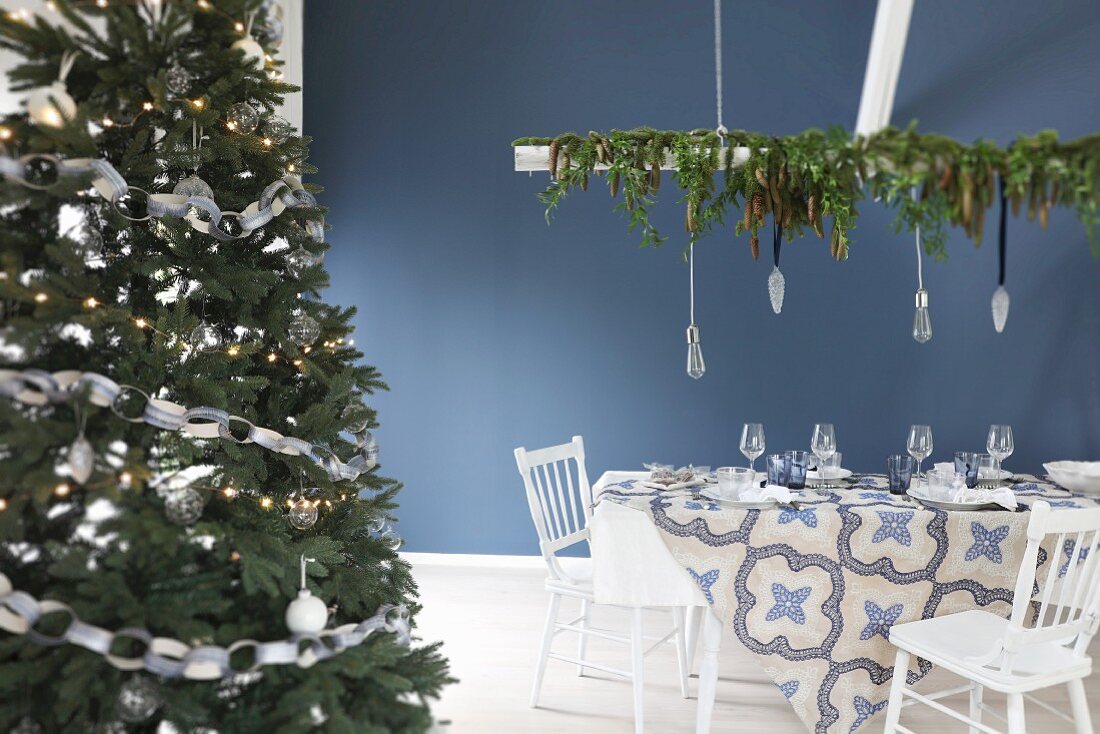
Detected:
left=0, top=369, right=378, bottom=482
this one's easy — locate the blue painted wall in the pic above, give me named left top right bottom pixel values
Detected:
left=305, top=0, right=1100, bottom=554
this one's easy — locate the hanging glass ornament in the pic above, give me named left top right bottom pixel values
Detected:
left=686, top=324, right=705, bottom=380
left=260, top=16, right=284, bottom=48
left=991, top=285, right=1010, bottom=333
left=287, top=312, right=320, bottom=346
left=172, top=174, right=214, bottom=200
left=189, top=322, right=221, bottom=351
left=115, top=676, right=161, bottom=724
left=767, top=267, right=786, bottom=315
left=164, top=487, right=204, bottom=525
left=226, top=102, right=259, bottom=133
left=285, top=247, right=317, bottom=278
left=288, top=498, right=318, bottom=530
left=913, top=288, right=932, bottom=344
left=96, top=722, right=127, bottom=734
left=165, top=65, right=194, bottom=96
left=342, top=402, right=369, bottom=434
left=263, top=115, right=293, bottom=144
left=10, top=717, right=43, bottom=734
left=286, top=555, right=328, bottom=634
left=68, top=433, right=95, bottom=485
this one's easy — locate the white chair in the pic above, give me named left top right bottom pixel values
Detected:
left=883, top=500, right=1100, bottom=734
left=514, top=436, right=689, bottom=734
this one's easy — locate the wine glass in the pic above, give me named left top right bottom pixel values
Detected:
left=907, top=425, right=933, bottom=479
left=811, top=424, right=837, bottom=488
left=987, top=424, right=1014, bottom=479
left=740, top=423, right=766, bottom=472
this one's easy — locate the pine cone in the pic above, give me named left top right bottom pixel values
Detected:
left=581, top=173, right=588, bottom=191
left=548, top=139, right=560, bottom=180
left=750, top=232, right=760, bottom=260
left=743, top=196, right=752, bottom=231
left=1011, top=193, right=1022, bottom=217
left=938, top=166, right=954, bottom=191
left=650, top=164, right=661, bottom=193
left=752, top=190, right=765, bottom=224
left=830, top=223, right=839, bottom=258
left=610, top=172, right=619, bottom=199
left=807, top=193, right=818, bottom=226
left=1039, top=201, right=1050, bottom=229
left=782, top=204, right=792, bottom=230
left=685, top=201, right=697, bottom=233
left=755, top=168, right=768, bottom=188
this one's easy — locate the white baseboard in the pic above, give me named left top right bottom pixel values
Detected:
left=400, top=552, right=546, bottom=568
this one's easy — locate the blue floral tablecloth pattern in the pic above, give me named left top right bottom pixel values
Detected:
left=596, top=474, right=1099, bottom=733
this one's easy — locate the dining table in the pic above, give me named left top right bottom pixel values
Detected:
left=589, top=470, right=1100, bottom=734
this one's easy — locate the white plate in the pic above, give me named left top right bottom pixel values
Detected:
left=807, top=468, right=853, bottom=486
left=906, top=488, right=1003, bottom=512
left=640, top=479, right=702, bottom=491
left=1044, top=462, right=1100, bottom=495
left=699, top=487, right=778, bottom=509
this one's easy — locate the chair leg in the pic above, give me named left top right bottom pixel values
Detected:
left=882, top=649, right=910, bottom=734
left=530, top=592, right=560, bottom=708
left=630, top=606, right=645, bottom=734
left=685, top=604, right=703, bottom=673
left=1067, top=678, right=1093, bottom=734
left=576, top=598, right=589, bottom=677
left=672, top=606, right=690, bottom=698
left=1005, top=692, right=1026, bottom=734
left=969, top=683, right=983, bottom=734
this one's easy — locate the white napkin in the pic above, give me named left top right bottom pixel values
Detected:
left=738, top=484, right=794, bottom=503
left=953, top=486, right=1018, bottom=510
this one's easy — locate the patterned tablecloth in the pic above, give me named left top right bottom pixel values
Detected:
left=595, top=473, right=1099, bottom=733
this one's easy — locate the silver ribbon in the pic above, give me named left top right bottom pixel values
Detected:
left=0, top=369, right=377, bottom=482
left=0, top=152, right=325, bottom=248
left=0, top=571, right=410, bottom=680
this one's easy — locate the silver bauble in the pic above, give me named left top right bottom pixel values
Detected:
left=165, top=487, right=204, bottom=525
left=285, top=247, right=317, bottom=279
left=172, top=174, right=214, bottom=200
left=226, top=102, right=259, bottom=133
left=68, top=435, right=95, bottom=485
left=189, top=323, right=221, bottom=352
left=116, top=676, right=160, bottom=724
left=287, top=313, right=320, bottom=346
left=263, top=115, right=292, bottom=144
left=342, top=403, right=369, bottom=434
left=288, top=499, right=318, bottom=530
left=165, top=65, right=193, bottom=96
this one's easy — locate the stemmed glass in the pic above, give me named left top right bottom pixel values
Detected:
left=740, top=423, right=766, bottom=473
left=987, top=424, right=1014, bottom=479
left=907, top=425, right=933, bottom=479
left=811, top=424, right=837, bottom=489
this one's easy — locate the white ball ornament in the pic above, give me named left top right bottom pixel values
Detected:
left=231, top=37, right=266, bottom=68
left=27, top=81, right=76, bottom=128
left=286, top=555, right=328, bottom=634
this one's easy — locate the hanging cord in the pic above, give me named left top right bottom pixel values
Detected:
left=773, top=217, right=783, bottom=268
left=713, top=0, right=726, bottom=143
left=997, top=175, right=1007, bottom=286
left=689, top=242, right=696, bottom=324
left=913, top=186, right=924, bottom=290
left=58, top=51, right=78, bottom=83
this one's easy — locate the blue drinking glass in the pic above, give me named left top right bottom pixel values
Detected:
left=887, top=454, right=914, bottom=494
left=766, top=453, right=788, bottom=486
left=954, top=451, right=980, bottom=489
left=786, top=451, right=810, bottom=490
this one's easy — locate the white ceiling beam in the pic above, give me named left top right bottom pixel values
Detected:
left=854, top=0, right=914, bottom=137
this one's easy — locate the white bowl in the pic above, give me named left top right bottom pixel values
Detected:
left=1044, top=461, right=1100, bottom=495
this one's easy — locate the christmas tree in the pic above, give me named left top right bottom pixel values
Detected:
left=0, top=1, right=449, bottom=731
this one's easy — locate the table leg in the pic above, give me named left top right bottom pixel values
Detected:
left=694, top=607, right=723, bottom=734
left=685, top=604, right=703, bottom=673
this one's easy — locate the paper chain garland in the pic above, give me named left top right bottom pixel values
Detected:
left=0, top=369, right=378, bottom=483
left=0, top=152, right=326, bottom=251
left=0, top=571, right=410, bottom=680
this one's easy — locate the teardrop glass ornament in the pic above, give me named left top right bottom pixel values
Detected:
left=991, top=285, right=1010, bottom=333
left=767, top=266, right=786, bottom=314
left=68, top=435, right=95, bottom=485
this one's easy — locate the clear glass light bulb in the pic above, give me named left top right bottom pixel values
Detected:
left=686, top=324, right=705, bottom=379
left=912, top=289, right=932, bottom=344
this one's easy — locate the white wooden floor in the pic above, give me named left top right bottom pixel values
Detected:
left=410, top=557, right=1100, bottom=733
